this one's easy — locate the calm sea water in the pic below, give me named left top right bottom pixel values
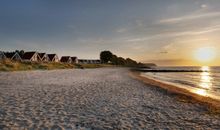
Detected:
left=141, top=66, right=220, bottom=100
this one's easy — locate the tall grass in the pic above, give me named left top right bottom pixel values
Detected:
left=0, top=59, right=75, bottom=71
left=0, top=59, right=114, bottom=71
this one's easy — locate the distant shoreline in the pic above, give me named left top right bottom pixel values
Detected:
left=130, top=70, right=220, bottom=110
left=132, top=68, right=205, bottom=72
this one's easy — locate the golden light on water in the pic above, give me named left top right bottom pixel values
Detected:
left=194, top=89, right=207, bottom=96
left=201, top=66, right=210, bottom=72
left=194, top=47, right=216, bottom=63
left=193, top=66, right=213, bottom=97
left=199, top=66, right=212, bottom=89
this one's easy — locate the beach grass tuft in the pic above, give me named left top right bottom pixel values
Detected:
left=0, top=59, right=75, bottom=71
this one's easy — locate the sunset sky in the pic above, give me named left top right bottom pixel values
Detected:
left=0, top=0, right=220, bottom=66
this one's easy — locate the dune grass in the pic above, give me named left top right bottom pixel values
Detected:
left=0, top=59, right=75, bottom=71
left=0, top=59, right=116, bottom=71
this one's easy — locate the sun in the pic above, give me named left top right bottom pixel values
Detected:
left=194, top=47, right=216, bottom=63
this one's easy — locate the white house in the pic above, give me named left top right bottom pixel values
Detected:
left=39, top=53, right=49, bottom=62
left=78, top=59, right=101, bottom=64
left=48, top=54, right=59, bottom=62
left=4, top=52, right=22, bottom=61
left=71, top=57, right=78, bottom=64
left=0, top=51, right=6, bottom=61
left=22, top=52, right=41, bottom=62
left=60, top=56, right=72, bottom=63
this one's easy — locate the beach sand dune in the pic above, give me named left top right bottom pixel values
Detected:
left=0, top=68, right=220, bottom=129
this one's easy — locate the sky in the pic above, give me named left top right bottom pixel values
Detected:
left=1, top=0, right=220, bottom=66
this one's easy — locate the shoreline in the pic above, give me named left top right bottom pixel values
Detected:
left=130, top=70, right=220, bottom=110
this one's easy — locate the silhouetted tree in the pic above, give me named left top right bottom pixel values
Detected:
left=125, top=58, right=137, bottom=66
left=117, top=57, right=126, bottom=65
left=15, top=50, right=25, bottom=57
left=110, top=55, right=118, bottom=65
left=19, top=50, right=25, bottom=57
left=100, top=50, right=142, bottom=67
left=100, top=51, right=113, bottom=63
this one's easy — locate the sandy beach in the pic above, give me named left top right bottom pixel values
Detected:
left=0, top=68, right=220, bottom=129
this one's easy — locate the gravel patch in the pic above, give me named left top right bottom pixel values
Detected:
left=0, top=68, right=220, bottom=129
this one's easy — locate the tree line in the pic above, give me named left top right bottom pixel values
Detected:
left=100, top=51, right=143, bottom=67
left=4, top=50, right=25, bottom=57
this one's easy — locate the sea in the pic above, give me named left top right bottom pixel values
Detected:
left=141, top=66, right=220, bottom=100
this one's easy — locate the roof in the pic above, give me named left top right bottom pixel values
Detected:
left=78, top=59, right=100, bottom=61
left=38, top=53, right=46, bottom=58
left=60, top=56, right=71, bottom=62
left=22, top=52, right=37, bottom=60
left=71, top=57, right=77, bottom=61
left=48, top=54, right=57, bottom=60
left=4, top=52, right=17, bottom=59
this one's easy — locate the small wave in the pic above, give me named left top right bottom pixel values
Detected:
left=172, top=80, right=195, bottom=86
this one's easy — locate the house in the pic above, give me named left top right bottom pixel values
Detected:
left=78, top=59, right=101, bottom=64
left=48, top=54, right=59, bottom=62
left=0, top=51, right=6, bottom=61
left=4, top=52, right=22, bottom=61
left=94, top=60, right=101, bottom=64
left=60, top=56, right=72, bottom=63
left=71, top=57, right=78, bottom=64
left=22, top=52, right=41, bottom=62
left=39, top=53, right=49, bottom=62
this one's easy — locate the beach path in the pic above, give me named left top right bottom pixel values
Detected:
left=0, top=68, right=220, bottom=129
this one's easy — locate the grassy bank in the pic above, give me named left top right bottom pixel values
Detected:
left=0, top=60, right=75, bottom=71
left=0, top=60, right=116, bottom=71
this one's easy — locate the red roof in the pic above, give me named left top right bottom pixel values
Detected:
left=60, top=56, right=71, bottom=62
left=4, top=52, right=17, bottom=59
left=38, top=53, right=46, bottom=58
left=71, top=57, right=77, bottom=61
left=22, top=52, right=37, bottom=60
left=48, top=54, right=57, bottom=61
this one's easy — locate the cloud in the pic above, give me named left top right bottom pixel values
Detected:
left=126, top=24, right=220, bottom=42
left=158, top=11, right=220, bottom=24
left=201, top=4, right=207, bottom=8
left=116, top=28, right=127, bottom=33
left=159, top=51, right=168, bottom=54
left=158, top=43, right=177, bottom=55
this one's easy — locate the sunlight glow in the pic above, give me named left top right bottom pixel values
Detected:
left=199, top=67, right=212, bottom=89
left=193, top=89, right=207, bottom=96
left=194, top=47, right=216, bottom=62
left=201, top=66, right=210, bottom=72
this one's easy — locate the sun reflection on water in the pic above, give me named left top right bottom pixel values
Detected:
left=193, top=89, right=208, bottom=96
left=194, top=66, right=213, bottom=96
left=201, top=66, right=210, bottom=72
left=199, top=71, right=212, bottom=89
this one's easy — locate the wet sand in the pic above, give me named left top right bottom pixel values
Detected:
left=0, top=68, right=220, bottom=129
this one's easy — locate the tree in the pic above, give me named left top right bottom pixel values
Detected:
left=15, top=50, right=25, bottom=57
left=19, top=50, right=25, bottom=56
left=99, top=50, right=143, bottom=67
left=117, top=57, right=126, bottom=65
left=100, top=51, right=113, bottom=63
left=125, top=58, right=137, bottom=66
left=110, top=55, right=118, bottom=65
